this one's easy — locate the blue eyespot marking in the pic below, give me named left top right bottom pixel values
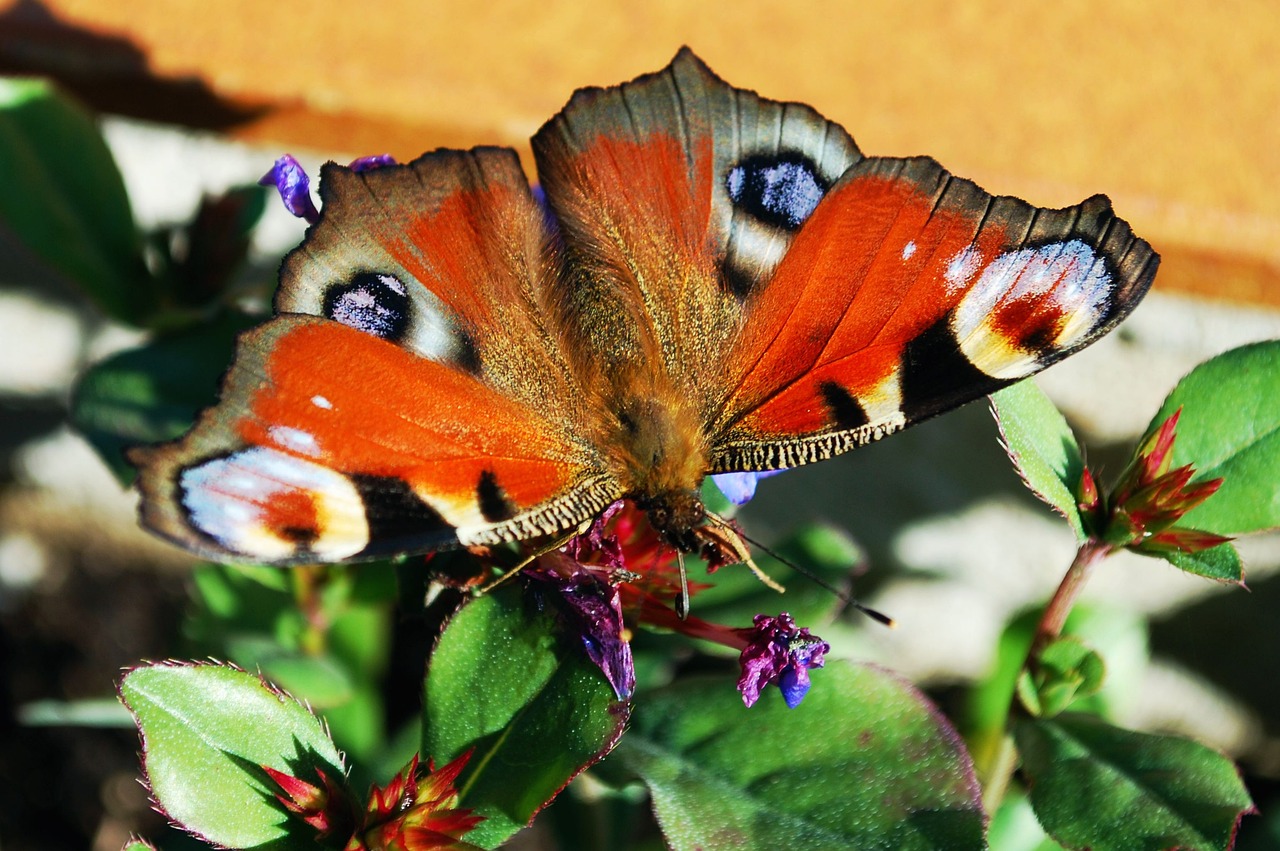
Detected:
left=323, top=272, right=410, bottom=340
left=727, top=155, right=827, bottom=231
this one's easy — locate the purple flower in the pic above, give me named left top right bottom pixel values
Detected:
left=259, top=154, right=320, bottom=224
left=736, top=612, right=829, bottom=709
left=710, top=470, right=784, bottom=506
left=260, top=153, right=398, bottom=224
left=529, top=556, right=635, bottom=700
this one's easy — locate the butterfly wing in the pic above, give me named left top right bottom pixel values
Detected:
left=710, top=157, right=1157, bottom=470
left=530, top=49, right=1155, bottom=480
left=133, top=149, right=618, bottom=565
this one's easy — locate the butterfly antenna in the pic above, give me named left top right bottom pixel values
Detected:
left=675, top=550, right=690, bottom=620
left=735, top=528, right=895, bottom=628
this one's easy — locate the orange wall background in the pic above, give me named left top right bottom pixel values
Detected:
left=1, top=0, right=1276, bottom=305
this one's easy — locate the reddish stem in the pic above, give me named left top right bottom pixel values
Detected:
left=1029, top=539, right=1114, bottom=660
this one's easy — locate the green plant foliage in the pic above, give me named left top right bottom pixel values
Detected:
left=612, top=661, right=985, bottom=851
left=1147, top=340, right=1280, bottom=535
left=1016, top=636, right=1105, bottom=718
left=120, top=663, right=344, bottom=849
left=991, top=380, right=1087, bottom=538
left=1015, top=713, right=1255, bottom=850
left=423, top=588, right=631, bottom=848
left=689, top=522, right=862, bottom=627
left=71, top=310, right=260, bottom=481
left=0, top=78, right=149, bottom=322
left=1160, top=541, right=1244, bottom=583
left=184, top=562, right=396, bottom=762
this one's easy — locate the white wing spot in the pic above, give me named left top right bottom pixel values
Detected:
left=269, top=425, right=320, bottom=457
left=901, top=241, right=917, bottom=260
left=945, top=246, right=982, bottom=292
left=311, top=395, right=333, bottom=409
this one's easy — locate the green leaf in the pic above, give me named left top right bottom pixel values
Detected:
left=1156, top=541, right=1244, bottom=583
left=0, top=78, right=150, bottom=323
left=1147, top=340, right=1280, bottom=534
left=1015, top=713, right=1255, bottom=850
left=120, top=662, right=344, bottom=849
left=1016, top=637, right=1105, bottom=718
left=613, top=661, right=985, bottom=851
left=987, top=789, right=1065, bottom=851
left=71, top=310, right=260, bottom=482
left=992, top=380, right=1087, bottom=538
left=423, top=588, right=630, bottom=848
left=968, top=605, right=1148, bottom=777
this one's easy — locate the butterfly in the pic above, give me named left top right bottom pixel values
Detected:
left=130, top=48, right=1157, bottom=571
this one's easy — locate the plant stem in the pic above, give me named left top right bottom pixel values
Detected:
left=1028, top=538, right=1113, bottom=660
left=982, top=538, right=1114, bottom=814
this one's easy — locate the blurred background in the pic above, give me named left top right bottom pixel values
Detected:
left=0, top=1, right=1277, bottom=848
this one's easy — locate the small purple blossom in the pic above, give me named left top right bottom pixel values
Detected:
left=711, top=470, right=784, bottom=505
left=736, top=612, right=829, bottom=709
left=259, top=154, right=319, bottom=224
left=530, top=557, right=635, bottom=700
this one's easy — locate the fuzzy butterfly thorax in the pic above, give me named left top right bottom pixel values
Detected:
left=130, top=48, right=1156, bottom=568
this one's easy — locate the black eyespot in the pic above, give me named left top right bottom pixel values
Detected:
left=726, top=154, right=828, bottom=231
left=323, top=272, right=410, bottom=340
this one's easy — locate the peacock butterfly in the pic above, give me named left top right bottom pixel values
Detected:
left=129, top=48, right=1157, bottom=571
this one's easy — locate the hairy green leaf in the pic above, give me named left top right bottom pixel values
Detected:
left=614, top=661, right=985, bottom=851
left=1016, top=713, right=1254, bottom=850
left=423, top=589, right=629, bottom=848
left=1147, top=340, right=1280, bottom=534
left=120, top=663, right=344, bottom=849
left=992, top=380, right=1087, bottom=538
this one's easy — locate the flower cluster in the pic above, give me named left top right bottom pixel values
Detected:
left=535, top=500, right=831, bottom=710
left=1078, top=409, right=1230, bottom=555
left=265, top=752, right=482, bottom=851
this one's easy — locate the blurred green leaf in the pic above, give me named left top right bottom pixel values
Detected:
left=1016, top=637, right=1105, bottom=718
left=968, top=605, right=1148, bottom=775
left=0, top=78, right=150, bottom=322
left=689, top=523, right=862, bottom=629
left=1147, top=340, right=1280, bottom=534
left=991, top=380, right=1087, bottom=538
left=71, top=309, right=259, bottom=482
left=987, top=789, right=1068, bottom=851
left=1015, top=713, right=1254, bottom=851
left=120, top=663, right=344, bottom=849
left=423, top=588, right=629, bottom=849
left=120, top=839, right=157, bottom=851
left=18, top=697, right=133, bottom=727
left=613, top=661, right=985, bottom=851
